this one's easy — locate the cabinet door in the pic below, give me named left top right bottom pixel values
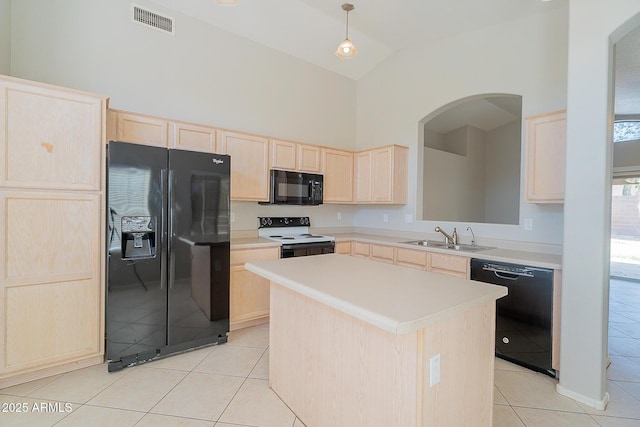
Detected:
left=395, top=248, right=427, bottom=270
left=171, top=121, right=218, bottom=153
left=354, top=151, right=372, bottom=203
left=230, top=247, right=279, bottom=330
left=525, top=110, right=566, bottom=203
left=220, top=131, right=270, bottom=201
left=372, top=147, right=394, bottom=202
left=335, top=241, right=352, bottom=254
left=370, top=244, right=395, bottom=264
left=322, top=148, right=354, bottom=203
left=428, top=253, right=469, bottom=279
left=0, top=191, right=102, bottom=374
left=297, top=144, right=322, bottom=173
left=352, top=241, right=370, bottom=259
left=270, top=139, right=297, bottom=171
left=114, top=111, right=168, bottom=148
left=372, top=145, right=408, bottom=204
left=230, top=267, right=271, bottom=328
left=0, top=81, right=104, bottom=191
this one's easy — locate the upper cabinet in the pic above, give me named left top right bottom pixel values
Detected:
left=220, top=130, right=270, bottom=202
left=355, top=145, right=408, bottom=204
left=524, top=110, right=566, bottom=203
left=322, top=148, right=354, bottom=203
left=107, top=110, right=219, bottom=153
left=171, top=121, right=217, bottom=153
left=0, top=78, right=105, bottom=191
left=108, top=110, right=168, bottom=148
left=269, top=139, right=322, bottom=173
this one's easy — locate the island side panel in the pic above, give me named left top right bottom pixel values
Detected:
left=269, top=282, right=420, bottom=427
left=422, top=301, right=496, bottom=427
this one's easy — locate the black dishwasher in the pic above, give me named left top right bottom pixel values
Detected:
left=471, top=259, right=555, bottom=377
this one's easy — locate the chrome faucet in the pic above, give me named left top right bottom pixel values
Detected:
left=467, top=226, right=476, bottom=246
left=435, top=226, right=457, bottom=245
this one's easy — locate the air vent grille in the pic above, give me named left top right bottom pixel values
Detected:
left=131, top=3, right=175, bottom=35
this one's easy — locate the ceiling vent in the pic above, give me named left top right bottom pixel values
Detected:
left=131, top=3, right=175, bottom=35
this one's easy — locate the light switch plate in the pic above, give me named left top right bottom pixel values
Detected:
left=383, top=214, right=389, bottom=222
left=524, top=218, right=533, bottom=231
left=404, top=214, right=413, bottom=223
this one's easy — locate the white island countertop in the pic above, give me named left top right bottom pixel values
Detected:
left=246, top=253, right=508, bottom=335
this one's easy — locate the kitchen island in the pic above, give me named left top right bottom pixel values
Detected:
left=246, top=253, right=507, bottom=427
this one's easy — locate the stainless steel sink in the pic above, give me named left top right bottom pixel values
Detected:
left=401, top=240, right=494, bottom=252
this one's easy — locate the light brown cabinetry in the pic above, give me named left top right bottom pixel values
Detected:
left=352, top=241, right=371, bottom=259
left=171, top=121, right=217, bottom=153
left=230, top=246, right=279, bottom=330
left=0, top=76, right=106, bottom=388
left=428, top=252, right=470, bottom=278
left=220, top=131, right=270, bottom=201
left=269, top=139, right=322, bottom=173
left=355, top=145, right=408, bottom=204
left=395, top=248, right=428, bottom=270
left=335, top=241, right=352, bottom=254
left=370, top=244, right=395, bottom=264
left=524, top=110, right=566, bottom=203
left=107, top=110, right=219, bottom=153
left=322, top=148, right=354, bottom=203
left=108, top=110, right=168, bottom=147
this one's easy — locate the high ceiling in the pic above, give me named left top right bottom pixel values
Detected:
left=147, top=0, right=639, bottom=115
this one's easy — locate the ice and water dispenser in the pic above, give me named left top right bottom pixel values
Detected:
left=121, top=216, right=157, bottom=259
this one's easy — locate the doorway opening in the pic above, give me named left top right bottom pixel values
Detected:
left=610, top=176, right=640, bottom=281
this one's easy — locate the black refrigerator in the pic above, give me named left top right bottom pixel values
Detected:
left=106, top=141, right=230, bottom=371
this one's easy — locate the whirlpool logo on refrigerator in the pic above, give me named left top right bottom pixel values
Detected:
left=212, top=158, right=224, bottom=164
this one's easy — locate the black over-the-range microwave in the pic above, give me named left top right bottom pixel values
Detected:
left=260, top=169, right=323, bottom=205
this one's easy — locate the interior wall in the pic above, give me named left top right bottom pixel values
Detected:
left=423, top=126, right=486, bottom=222
left=485, top=120, right=521, bottom=224
left=559, top=0, right=640, bottom=409
left=355, top=8, right=568, bottom=246
left=0, top=0, right=10, bottom=75
left=8, top=0, right=358, bottom=233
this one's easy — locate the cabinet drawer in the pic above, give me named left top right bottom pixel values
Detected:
left=429, top=253, right=469, bottom=275
left=396, top=248, right=428, bottom=269
left=352, top=241, right=370, bottom=258
left=370, top=244, right=395, bottom=263
left=231, top=247, right=279, bottom=266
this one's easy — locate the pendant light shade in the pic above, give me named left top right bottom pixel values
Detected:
left=216, top=0, right=238, bottom=5
left=336, top=3, right=358, bottom=58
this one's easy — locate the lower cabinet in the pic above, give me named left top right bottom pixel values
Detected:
left=344, top=241, right=470, bottom=279
left=335, top=241, right=352, bottom=254
left=0, top=191, right=103, bottom=387
left=395, top=248, right=428, bottom=270
left=428, top=252, right=470, bottom=279
left=230, top=246, right=279, bottom=330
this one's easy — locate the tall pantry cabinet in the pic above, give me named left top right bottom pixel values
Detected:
left=0, top=75, right=107, bottom=388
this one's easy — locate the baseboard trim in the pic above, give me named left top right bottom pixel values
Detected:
left=556, top=384, right=610, bottom=410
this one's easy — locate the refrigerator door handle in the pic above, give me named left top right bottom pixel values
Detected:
left=160, top=169, right=168, bottom=290
left=168, top=169, right=176, bottom=289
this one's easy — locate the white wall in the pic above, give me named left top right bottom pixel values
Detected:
left=485, top=120, right=521, bottom=224
left=0, top=0, right=10, bottom=75
left=423, top=126, right=486, bottom=223
left=558, top=0, right=640, bottom=409
left=355, top=8, right=568, bottom=246
left=8, top=0, right=358, bottom=232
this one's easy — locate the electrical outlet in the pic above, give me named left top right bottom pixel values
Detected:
left=430, top=353, right=441, bottom=387
left=524, top=218, right=533, bottom=231
left=404, top=214, right=413, bottom=223
left=337, top=212, right=342, bottom=220
left=383, top=214, right=389, bottom=222
left=230, top=212, right=235, bottom=223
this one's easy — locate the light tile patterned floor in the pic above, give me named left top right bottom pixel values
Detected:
left=1, top=279, right=639, bottom=426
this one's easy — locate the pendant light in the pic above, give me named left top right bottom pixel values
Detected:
left=335, top=3, right=358, bottom=58
left=216, top=0, right=238, bottom=5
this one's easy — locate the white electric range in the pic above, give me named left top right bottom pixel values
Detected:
left=258, top=217, right=335, bottom=258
